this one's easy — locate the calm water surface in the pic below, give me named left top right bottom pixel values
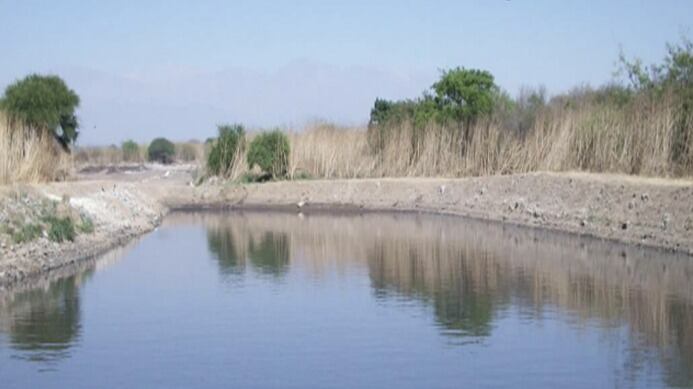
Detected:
left=1, top=211, right=692, bottom=388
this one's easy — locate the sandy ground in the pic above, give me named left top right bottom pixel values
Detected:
left=1, top=164, right=692, bottom=289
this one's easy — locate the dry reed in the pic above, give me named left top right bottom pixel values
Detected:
left=0, top=113, right=71, bottom=184
left=286, top=92, right=692, bottom=179
left=5, top=89, right=690, bottom=184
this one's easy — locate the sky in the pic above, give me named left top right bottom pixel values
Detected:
left=1, top=0, right=692, bottom=145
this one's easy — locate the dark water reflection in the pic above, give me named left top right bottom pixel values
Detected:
left=208, top=228, right=290, bottom=278
left=3, top=274, right=85, bottom=364
left=1, top=211, right=692, bottom=388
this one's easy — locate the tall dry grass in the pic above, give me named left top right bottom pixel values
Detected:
left=73, top=141, right=205, bottom=167
left=288, top=123, right=376, bottom=178
left=284, top=92, right=692, bottom=179
left=74, top=145, right=131, bottom=166
left=13, top=89, right=689, bottom=183
left=0, top=113, right=71, bottom=184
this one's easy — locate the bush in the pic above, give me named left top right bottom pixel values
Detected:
left=11, top=223, right=42, bottom=244
left=45, top=216, right=75, bottom=243
left=207, top=124, right=245, bottom=176
left=0, top=74, right=80, bottom=151
left=247, top=130, right=290, bottom=178
left=148, top=138, right=175, bottom=164
left=121, top=139, right=141, bottom=162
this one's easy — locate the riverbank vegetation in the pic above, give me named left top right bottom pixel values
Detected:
left=199, top=38, right=691, bottom=181
left=0, top=75, right=80, bottom=184
left=2, top=39, right=691, bottom=185
left=362, top=37, right=692, bottom=178
left=0, top=191, right=94, bottom=245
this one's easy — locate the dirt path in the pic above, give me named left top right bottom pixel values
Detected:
left=1, top=166, right=692, bottom=289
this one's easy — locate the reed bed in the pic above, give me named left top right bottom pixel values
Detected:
left=3, top=88, right=691, bottom=184
left=0, top=113, right=71, bottom=184
left=73, top=141, right=205, bottom=167
left=288, top=123, right=376, bottom=179
left=286, top=92, right=692, bottom=179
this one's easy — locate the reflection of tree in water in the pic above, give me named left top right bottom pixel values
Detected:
left=369, top=246, right=503, bottom=338
left=663, top=303, right=693, bottom=387
left=1, top=272, right=90, bottom=363
left=366, top=227, right=693, bottom=384
left=248, top=232, right=289, bottom=277
left=207, top=224, right=246, bottom=276
left=201, top=211, right=693, bottom=385
left=207, top=220, right=289, bottom=279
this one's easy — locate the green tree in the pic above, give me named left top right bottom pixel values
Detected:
left=121, top=140, right=140, bottom=162
left=0, top=74, right=80, bottom=151
left=147, top=138, right=175, bottom=164
left=207, top=124, right=245, bottom=176
left=247, top=130, right=290, bottom=179
left=432, top=68, right=499, bottom=125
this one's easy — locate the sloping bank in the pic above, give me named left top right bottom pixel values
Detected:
left=1, top=172, right=692, bottom=289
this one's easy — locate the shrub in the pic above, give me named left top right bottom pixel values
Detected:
left=148, top=138, right=175, bottom=164
left=121, top=140, right=141, bottom=162
left=207, top=124, right=245, bottom=176
left=11, top=223, right=42, bottom=244
left=0, top=74, right=80, bottom=151
left=77, top=214, right=95, bottom=234
left=247, top=130, right=290, bottom=178
left=45, top=216, right=76, bottom=243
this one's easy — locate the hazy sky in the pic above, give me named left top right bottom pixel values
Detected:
left=1, top=0, right=692, bottom=144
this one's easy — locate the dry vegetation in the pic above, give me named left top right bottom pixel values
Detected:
left=65, top=94, right=692, bottom=181
left=72, top=141, right=205, bottom=166
left=0, top=113, right=71, bottom=184
left=3, top=94, right=691, bottom=184
left=281, top=92, right=691, bottom=180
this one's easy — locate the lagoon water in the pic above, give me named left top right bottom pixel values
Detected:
left=1, top=211, right=692, bottom=388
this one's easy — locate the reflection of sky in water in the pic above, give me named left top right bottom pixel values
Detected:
left=0, top=211, right=691, bottom=388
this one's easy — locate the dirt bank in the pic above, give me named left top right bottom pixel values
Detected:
left=1, top=166, right=692, bottom=288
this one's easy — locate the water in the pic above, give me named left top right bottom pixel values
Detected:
left=1, top=211, right=692, bottom=388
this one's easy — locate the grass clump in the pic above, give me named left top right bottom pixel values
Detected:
left=44, top=216, right=76, bottom=243
left=247, top=130, right=290, bottom=179
left=10, top=223, right=43, bottom=244
left=77, top=214, right=95, bottom=233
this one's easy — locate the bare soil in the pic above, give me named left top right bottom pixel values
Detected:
left=1, top=165, right=692, bottom=289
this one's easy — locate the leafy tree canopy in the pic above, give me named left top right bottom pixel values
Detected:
left=148, top=138, right=175, bottom=164
left=432, top=68, right=498, bottom=123
left=0, top=74, right=80, bottom=149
